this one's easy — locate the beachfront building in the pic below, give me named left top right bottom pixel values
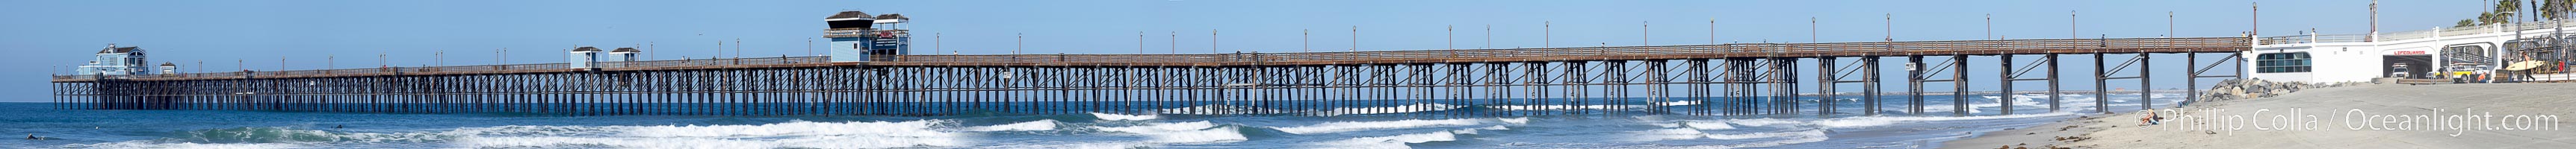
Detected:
left=2250, top=21, right=2575, bottom=83
left=74, top=44, right=152, bottom=76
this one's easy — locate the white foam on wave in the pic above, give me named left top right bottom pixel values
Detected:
left=1718, top=112, right=2078, bottom=130
left=1726, top=118, right=1805, bottom=127
left=1321, top=126, right=1508, bottom=149
left=1633, top=127, right=1830, bottom=146
left=1634, top=128, right=1715, bottom=141
left=1464, top=125, right=1510, bottom=133
left=979, top=142, right=1161, bottom=149
left=1680, top=121, right=1737, bottom=130
left=966, top=119, right=1059, bottom=132
left=459, top=120, right=967, bottom=148
left=1327, top=130, right=1460, bottom=149
left=1091, top=121, right=1248, bottom=143
left=1701, top=130, right=1832, bottom=148
left=63, top=127, right=457, bottom=148
left=1497, top=117, right=1529, bottom=125
left=1272, top=118, right=1488, bottom=134
left=1811, top=112, right=2076, bottom=129
left=1963, top=95, right=2054, bottom=112
left=1703, top=129, right=1826, bottom=139
left=1656, top=100, right=1702, bottom=106
left=1090, top=112, right=1159, bottom=121
left=62, top=141, right=303, bottom=149
left=1314, top=104, right=1464, bottom=116
left=462, top=135, right=962, bottom=149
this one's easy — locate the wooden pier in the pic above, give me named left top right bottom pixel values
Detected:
left=50, top=37, right=2250, bottom=116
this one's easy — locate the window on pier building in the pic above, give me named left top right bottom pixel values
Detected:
left=2256, top=52, right=2312, bottom=73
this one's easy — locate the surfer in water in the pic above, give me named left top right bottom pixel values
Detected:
left=25, top=134, right=36, bottom=140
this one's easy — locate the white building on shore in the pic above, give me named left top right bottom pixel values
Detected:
left=2251, top=20, right=2573, bottom=83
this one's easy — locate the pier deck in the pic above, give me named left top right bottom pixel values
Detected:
left=55, top=37, right=2244, bottom=82
left=50, top=37, right=2250, bottom=117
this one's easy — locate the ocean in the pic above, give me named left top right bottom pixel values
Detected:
left=2, top=93, right=2179, bottom=148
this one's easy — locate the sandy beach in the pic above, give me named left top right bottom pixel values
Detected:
left=1944, top=83, right=2576, bottom=148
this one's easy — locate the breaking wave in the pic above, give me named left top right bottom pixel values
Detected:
left=1089, top=112, right=1159, bottom=121
left=62, top=141, right=303, bottom=149
left=1092, top=121, right=1248, bottom=143
left=1319, top=126, right=1511, bottom=149
left=966, top=119, right=1059, bottom=132
left=1656, top=100, right=1701, bottom=106
left=1271, top=118, right=1490, bottom=134
left=464, top=120, right=967, bottom=148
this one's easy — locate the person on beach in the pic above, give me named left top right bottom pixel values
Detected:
left=2140, top=110, right=2162, bottom=125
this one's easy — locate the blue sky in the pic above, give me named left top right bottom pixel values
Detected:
left=1, top=1, right=2485, bottom=102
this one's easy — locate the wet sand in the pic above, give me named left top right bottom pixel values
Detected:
left=1943, top=83, right=2576, bottom=148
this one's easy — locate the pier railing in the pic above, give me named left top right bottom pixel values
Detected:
left=881, top=37, right=2245, bottom=65
left=55, top=57, right=832, bottom=81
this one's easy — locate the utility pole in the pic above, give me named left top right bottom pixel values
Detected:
left=1812, top=17, right=1818, bottom=42
left=1304, top=29, right=1310, bottom=52
left=1449, top=25, right=1454, bottom=49
left=1711, top=19, right=1718, bottom=45
left=1643, top=21, right=1650, bottom=45
left=1987, top=14, right=1993, bottom=39
left=1212, top=29, right=1219, bottom=54
left=734, top=39, right=741, bottom=59
left=1352, top=26, right=1358, bottom=51
left=1545, top=22, right=1551, bottom=48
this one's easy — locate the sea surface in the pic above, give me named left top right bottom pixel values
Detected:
left=1, top=93, right=2180, bottom=148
